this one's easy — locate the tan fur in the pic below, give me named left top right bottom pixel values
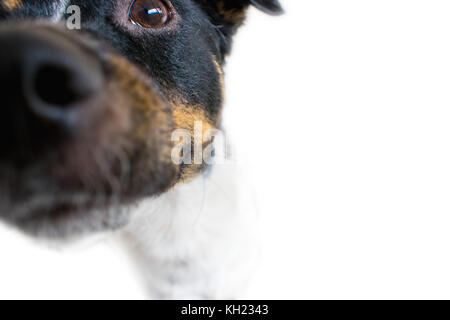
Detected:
left=2, top=0, right=22, bottom=11
left=217, top=1, right=247, bottom=25
left=173, top=104, right=217, bottom=182
left=173, top=104, right=215, bottom=135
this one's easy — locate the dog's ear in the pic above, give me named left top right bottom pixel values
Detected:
left=196, top=0, right=283, bottom=58
left=250, top=0, right=283, bottom=15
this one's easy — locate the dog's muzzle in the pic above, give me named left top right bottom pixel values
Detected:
left=0, top=23, right=177, bottom=237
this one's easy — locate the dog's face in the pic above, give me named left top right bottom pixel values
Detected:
left=0, top=0, right=281, bottom=237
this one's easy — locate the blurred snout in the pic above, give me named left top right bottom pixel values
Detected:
left=0, top=25, right=104, bottom=163
left=0, top=23, right=177, bottom=236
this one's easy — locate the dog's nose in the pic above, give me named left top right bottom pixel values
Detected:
left=0, top=26, right=104, bottom=160
left=0, top=25, right=104, bottom=159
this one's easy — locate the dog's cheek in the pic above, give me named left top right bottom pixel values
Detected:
left=106, top=54, right=179, bottom=196
left=167, top=58, right=225, bottom=183
left=172, top=103, right=217, bottom=182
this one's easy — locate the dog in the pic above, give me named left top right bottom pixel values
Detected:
left=0, top=0, right=282, bottom=299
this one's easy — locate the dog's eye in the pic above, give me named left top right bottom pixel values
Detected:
left=129, top=0, right=172, bottom=28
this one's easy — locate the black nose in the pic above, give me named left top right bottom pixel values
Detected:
left=0, top=25, right=104, bottom=161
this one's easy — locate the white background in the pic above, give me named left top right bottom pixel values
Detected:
left=2, top=0, right=450, bottom=299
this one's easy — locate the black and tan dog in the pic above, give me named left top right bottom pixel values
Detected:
left=0, top=0, right=281, bottom=298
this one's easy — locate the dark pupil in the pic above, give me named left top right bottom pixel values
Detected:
left=132, top=0, right=166, bottom=27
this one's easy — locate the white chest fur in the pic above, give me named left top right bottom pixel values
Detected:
left=116, top=163, right=259, bottom=299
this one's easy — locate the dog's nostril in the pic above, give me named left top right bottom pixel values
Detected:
left=33, top=64, right=81, bottom=107
left=22, top=48, right=104, bottom=126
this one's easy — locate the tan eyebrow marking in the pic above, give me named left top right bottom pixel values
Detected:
left=213, top=58, right=225, bottom=101
left=3, top=0, right=23, bottom=11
